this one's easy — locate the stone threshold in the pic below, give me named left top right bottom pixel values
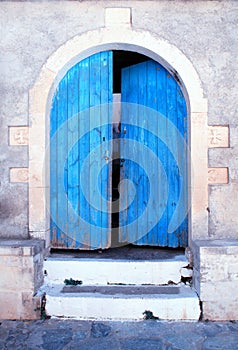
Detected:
left=61, top=285, right=180, bottom=295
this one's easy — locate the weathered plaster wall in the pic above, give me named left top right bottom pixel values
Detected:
left=0, top=0, right=237, bottom=239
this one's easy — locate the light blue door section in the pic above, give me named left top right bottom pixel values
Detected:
left=50, top=51, right=113, bottom=249
left=119, top=60, right=188, bottom=248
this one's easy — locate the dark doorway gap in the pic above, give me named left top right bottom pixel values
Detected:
left=111, top=51, right=150, bottom=240
left=113, top=50, right=149, bottom=93
left=51, top=244, right=185, bottom=259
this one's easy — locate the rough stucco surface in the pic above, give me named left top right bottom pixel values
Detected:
left=0, top=0, right=237, bottom=238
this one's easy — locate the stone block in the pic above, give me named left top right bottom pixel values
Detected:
left=9, top=126, right=29, bottom=146
left=208, top=167, right=228, bottom=184
left=29, top=187, right=48, bottom=232
left=29, top=69, right=55, bottom=124
left=105, top=8, right=131, bottom=27
left=28, top=125, right=46, bottom=160
left=191, top=112, right=208, bottom=127
left=0, top=263, right=34, bottom=292
left=209, top=185, right=238, bottom=239
left=34, top=253, right=44, bottom=291
left=191, top=210, right=208, bottom=241
left=200, top=259, right=228, bottom=282
left=10, top=168, right=29, bottom=183
left=29, top=160, right=44, bottom=187
left=189, top=99, right=208, bottom=114
left=0, top=246, right=45, bottom=293
left=0, top=291, right=41, bottom=320
left=0, top=291, right=22, bottom=319
left=200, top=281, right=238, bottom=301
left=0, top=240, right=45, bottom=319
left=208, top=126, right=229, bottom=148
left=192, top=239, right=238, bottom=320
left=21, top=293, right=41, bottom=320
left=191, top=185, right=208, bottom=214
left=203, top=300, right=238, bottom=321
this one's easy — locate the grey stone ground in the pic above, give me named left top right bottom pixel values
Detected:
left=1, top=319, right=238, bottom=350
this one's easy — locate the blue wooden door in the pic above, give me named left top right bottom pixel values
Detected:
left=50, top=51, right=113, bottom=249
left=119, top=60, right=188, bottom=247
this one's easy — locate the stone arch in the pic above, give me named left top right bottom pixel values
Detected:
left=28, top=27, right=208, bottom=247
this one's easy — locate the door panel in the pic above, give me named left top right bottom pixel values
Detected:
left=119, top=60, right=188, bottom=248
left=50, top=51, right=113, bottom=249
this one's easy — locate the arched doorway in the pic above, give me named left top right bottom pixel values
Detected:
left=49, top=50, right=188, bottom=250
left=28, top=28, right=208, bottom=251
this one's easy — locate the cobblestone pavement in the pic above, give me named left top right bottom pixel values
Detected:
left=1, top=319, right=238, bottom=350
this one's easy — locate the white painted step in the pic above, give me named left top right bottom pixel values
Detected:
left=44, top=256, right=188, bottom=286
left=41, top=283, right=200, bottom=321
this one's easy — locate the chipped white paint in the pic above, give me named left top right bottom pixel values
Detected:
left=42, top=255, right=200, bottom=321
left=44, top=256, right=188, bottom=286
left=180, top=267, right=193, bottom=278
left=41, top=283, right=200, bottom=321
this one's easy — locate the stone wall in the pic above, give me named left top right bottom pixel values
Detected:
left=0, top=240, right=45, bottom=319
left=0, top=0, right=237, bottom=239
left=193, top=239, right=238, bottom=321
left=0, top=0, right=237, bottom=320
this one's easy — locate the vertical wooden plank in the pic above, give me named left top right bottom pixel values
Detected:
left=56, top=74, right=68, bottom=247
left=50, top=92, right=58, bottom=246
left=100, top=51, right=113, bottom=248
left=67, top=64, right=79, bottom=248
left=145, top=61, right=158, bottom=246
left=177, top=84, right=188, bottom=247
left=107, top=51, right=113, bottom=246
left=166, top=73, right=179, bottom=247
left=155, top=64, right=168, bottom=247
left=78, top=56, right=91, bottom=248
left=89, top=53, right=103, bottom=249
left=128, top=64, right=139, bottom=244
left=136, top=62, right=148, bottom=245
left=121, top=65, right=140, bottom=244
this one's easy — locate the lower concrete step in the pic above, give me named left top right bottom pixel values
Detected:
left=44, top=255, right=188, bottom=286
left=41, top=283, right=200, bottom=321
